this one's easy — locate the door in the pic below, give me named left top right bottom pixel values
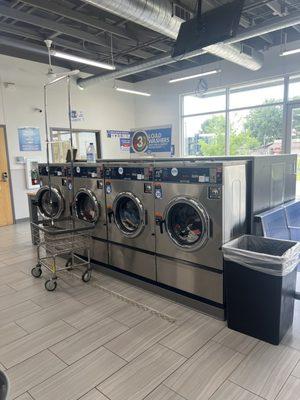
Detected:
left=287, top=103, right=300, bottom=198
left=0, top=127, right=13, bottom=226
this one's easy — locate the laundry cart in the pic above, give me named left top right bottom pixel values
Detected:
left=31, top=218, right=94, bottom=291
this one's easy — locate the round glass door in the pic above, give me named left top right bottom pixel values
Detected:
left=165, top=197, right=209, bottom=250
left=113, top=192, right=144, bottom=238
left=36, top=186, right=64, bottom=220
left=74, top=189, right=99, bottom=223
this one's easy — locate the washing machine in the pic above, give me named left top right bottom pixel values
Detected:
left=104, top=162, right=156, bottom=280
left=72, top=163, right=108, bottom=265
left=37, top=163, right=72, bottom=220
left=154, top=160, right=247, bottom=316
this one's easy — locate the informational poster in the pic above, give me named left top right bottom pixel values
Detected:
left=130, top=126, right=172, bottom=154
left=71, top=110, right=84, bottom=122
left=107, top=130, right=130, bottom=139
left=18, top=127, right=41, bottom=151
left=120, top=138, right=131, bottom=152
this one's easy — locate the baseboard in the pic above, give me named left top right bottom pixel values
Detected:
left=15, top=217, right=30, bottom=224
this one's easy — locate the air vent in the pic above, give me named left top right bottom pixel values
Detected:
left=172, top=2, right=192, bottom=21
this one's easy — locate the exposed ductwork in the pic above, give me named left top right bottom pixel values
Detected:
left=78, top=7, right=300, bottom=88
left=82, top=0, right=181, bottom=40
left=81, top=0, right=263, bottom=76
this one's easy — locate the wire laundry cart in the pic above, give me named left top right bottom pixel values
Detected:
left=31, top=218, right=94, bottom=291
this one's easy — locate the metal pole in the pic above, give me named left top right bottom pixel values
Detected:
left=43, top=84, right=54, bottom=224
left=67, top=76, right=75, bottom=209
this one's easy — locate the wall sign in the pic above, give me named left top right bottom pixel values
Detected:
left=71, top=110, right=84, bottom=122
left=130, top=126, right=172, bottom=154
left=107, top=130, right=130, bottom=139
left=18, top=127, right=41, bottom=151
left=120, top=138, right=131, bottom=152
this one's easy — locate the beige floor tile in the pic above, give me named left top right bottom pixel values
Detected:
left=282, top=325, right=300, bottom=351
left=210, top=381, right=261, bottom=399
left=80, top=389, right=109, bottom=400
left=14, top=393, right=34, bottom=400
left=160, top=314, right=224, bottom=357
left=0, top=284, right=16, bottom=297
left=144, top=385, right=186, bottom=399
left=50, top=317, right=128, bottom=365
left=0, top=322, right=27, bottom=348
left=165, top=340, right=244, bottom=400
left=275, top=376, right=300, bottom=400
left=231, top=342, right=300, bottom=400
left=213, top=328, right=259, bottom=355
left=29, top=347, right=126, bottom=400
left=98, top=344, right=186, bottom=400
left=77, top=289, right=111, bottom=306
left=292, top=360, right=300, bottom=378
left=163, top=303, right=214, bottom=325
left=7, top=350, right=66, bottom=399
left=105, top=316, right=176, bottom=362
left=111, top=304, right=150, bottom=327
left=16, top=299, right=85, bottom=332
left=0, top=271, right=29, bottom=285
left=0, top=285, right=43, bottom=312
left=0, top=300, right=41, bottom=329
left=0, top=320, right=77, bottom=368
left=8, top=277, right=41, bottom=291
left=63, top=296, right=124, bottom=330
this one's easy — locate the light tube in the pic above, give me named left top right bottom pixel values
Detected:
left=115, top=87, right=151, bottom=96
left=280, top=48, right=300, bottom=56
left=169, top=69, right=221, bottom=83
left=51, top=50, right=115, bottom=70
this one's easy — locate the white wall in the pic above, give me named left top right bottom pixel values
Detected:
left=134, top=42, right=300, bottom=156
left=0, top=55, right=135, bottom=220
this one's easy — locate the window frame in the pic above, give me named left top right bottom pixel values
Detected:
left=50, top=128, right=101, bottom=163
left=180, top=74, right=300, bottom=156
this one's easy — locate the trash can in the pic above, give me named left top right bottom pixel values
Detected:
left=0, top=371, right=9, bottom=400
left=223, top=235, right=300, bottom=345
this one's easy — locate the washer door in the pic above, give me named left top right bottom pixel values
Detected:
left=36, top=186, right=64, bottom=220
left=113, top=192, right=145, bottom=238
left=165, top=197, right=210, bottom=250
left=73, top=189, right=100, bottom=223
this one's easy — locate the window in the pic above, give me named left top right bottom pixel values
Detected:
left=181, top=79, right=285, bottom=157
left=51, top=129, right=101, bottom=163
left=183, top=113, right=226, bottom=156
left=229, top=106, right=283, bottom=156
left=289, top=75, right=300, bottom=101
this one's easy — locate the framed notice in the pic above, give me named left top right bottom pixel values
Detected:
left=18, top=127, right=41, bottom=151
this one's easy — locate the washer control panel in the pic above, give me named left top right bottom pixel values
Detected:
left=105, top=167, right=153, bottom=181
left=154, top=167, right=222, bottom=184
left=73, top=166, right=103, bottom=178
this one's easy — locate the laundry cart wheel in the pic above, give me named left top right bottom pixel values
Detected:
left=82, top=270, right=92, bottom=283
left=45, top=279, right=57, bottom=292
left=65, top=258, right=73, bottom=271
left=31, top=264, right=42, bottom=278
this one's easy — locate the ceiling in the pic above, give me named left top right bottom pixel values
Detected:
left=0, top=0, right=300, bottom=83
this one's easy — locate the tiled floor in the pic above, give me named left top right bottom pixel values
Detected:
left=1, top=223, right=300, bottom=400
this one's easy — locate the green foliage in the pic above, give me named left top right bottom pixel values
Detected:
left=244, top=101, right=283, bottom=145
left=195, top=101, right=283, bottom=156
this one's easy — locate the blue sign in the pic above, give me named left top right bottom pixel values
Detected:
left=18, top=127, right=41, bottom=151
left=120, top=138, right=131, bottom=152
left=130, top=126, right=172, bottom=154
left=107, top=130, right=130, bottom=139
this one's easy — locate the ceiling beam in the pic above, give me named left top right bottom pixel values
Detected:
left=0, top=4, right=153, bottom=59
left=19, top=0, right=171, bottom=54
left=19, top=0, right=135, bottom=41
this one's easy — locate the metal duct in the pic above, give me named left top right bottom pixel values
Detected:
left=82, top=0, right=181, bottom=40
left=81, top=0, right=263, bottom=74
left=78, top=5, right=300, bottom=88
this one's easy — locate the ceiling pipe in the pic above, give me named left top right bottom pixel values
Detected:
left=78, top=8, right=300, bottom=88
left=82, top=0, right=263, bottom=72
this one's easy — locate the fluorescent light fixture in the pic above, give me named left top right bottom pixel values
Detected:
left=115, top=87, right=151, bottom=96
left=51, top=50, right=115, bottom=70
left=280, top=48, right=300, bottom=57
left=169, top=69, right=221, bottom=83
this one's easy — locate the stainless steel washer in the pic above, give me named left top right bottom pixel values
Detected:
left=72, top=163, right=108, bottom=265
left=37, top=163, right=71, bottom=220
left=105, top=162, right=155, bottom=280
left=154, top=160, right=247, bottom=316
